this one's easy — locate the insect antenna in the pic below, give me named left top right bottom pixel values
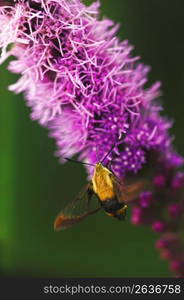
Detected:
left=101, top=142, right=116, bottom=164
left=64, top=157, right=95, bottom=167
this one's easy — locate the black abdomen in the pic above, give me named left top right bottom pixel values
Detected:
left=101, top=196, right=124, bottom=213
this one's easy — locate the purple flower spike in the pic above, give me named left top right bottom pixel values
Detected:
left=139, top=191, right=153, bottom=208
left=155, top=239, right=167, bottom=250
left=152, top=221, right=166, bottom=233
left=168, top=203, right=184, bottom=218
left=160, top=249, right=173, bottom=260
left=170, top=260, right=184, bottom=273
left=153, top=174, right=166, bottom=188
left=156, top=233, right=184, bottom=276
left=171, top=172, right=184, bottom=189
left=131, top=207, right=143, bottom=225
left=156, top=234, right=180, bottom=249
left=0, top=0, right=180, bottom=177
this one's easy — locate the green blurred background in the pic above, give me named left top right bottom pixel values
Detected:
left=0, top=0, right=184, bottom=277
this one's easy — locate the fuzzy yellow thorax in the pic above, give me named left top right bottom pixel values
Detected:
left=92, top=162, right=115, bottom=201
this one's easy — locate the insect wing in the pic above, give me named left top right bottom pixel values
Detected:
left=120, top=180, right=147, bottom=203
left=111, top=174, right=147, bottom=204
left=54, top=183, right=101, bottom=230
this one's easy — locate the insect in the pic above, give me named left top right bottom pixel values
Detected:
left=54, top=145, right=146, bottom=231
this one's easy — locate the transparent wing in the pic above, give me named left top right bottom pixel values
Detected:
left=54, top=182, right=101, bottom=230
left=120, top=180, right=147, bottom=203
left=111, top=174, right=147, bottom=204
